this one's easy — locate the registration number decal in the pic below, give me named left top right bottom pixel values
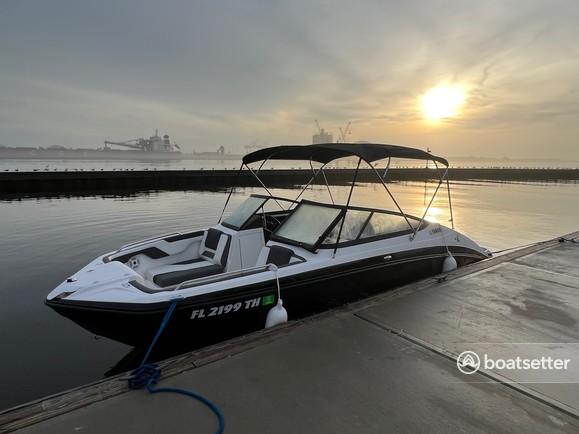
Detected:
left=191, top=295, right=274, bottom=320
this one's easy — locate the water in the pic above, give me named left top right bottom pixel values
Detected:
left=1, top=181, right=578, bottom=410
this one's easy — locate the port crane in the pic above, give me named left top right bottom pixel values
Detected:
left=312, top=120, right=351, bottom=144
left=103, top=138, right=145, bottom=151
left=104, top=130, right=177, bottom=152
left=337, top=121, right=352, bottom=143
left=312, top=120, right=334, bottom=144
left=315, top=119, right=322, bottom=134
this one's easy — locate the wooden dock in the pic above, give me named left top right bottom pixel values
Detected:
left=2, top=231, right=579, bottom=433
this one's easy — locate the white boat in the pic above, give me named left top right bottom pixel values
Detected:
left=46, top=143, right=490, bottom=346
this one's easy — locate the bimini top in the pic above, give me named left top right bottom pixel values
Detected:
left=243, top=143, right=448, bottom=166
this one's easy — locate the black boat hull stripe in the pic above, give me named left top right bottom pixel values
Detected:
left=46, top=246, right=484, bottom=346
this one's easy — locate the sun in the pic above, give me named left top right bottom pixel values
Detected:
left=421, top=86, right=465, bottom=122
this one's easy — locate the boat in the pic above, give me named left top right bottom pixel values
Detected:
left=46, top=143, right=490, bottom=346
left=104, top=129, right=181, bottom=153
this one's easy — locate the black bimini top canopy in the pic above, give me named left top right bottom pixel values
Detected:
left=243, top=143, right=448, bottom=166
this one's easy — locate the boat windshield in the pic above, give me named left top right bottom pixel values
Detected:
left=273, top=200, right=423, bottom=250
left=273, top=202, right=342, bottom=249
left=222, top=196, right=268, bottom=230
left=323, top=209, right=419, bottom=245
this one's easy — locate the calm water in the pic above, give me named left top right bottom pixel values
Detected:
left=1, top=181, right=579, bottom=410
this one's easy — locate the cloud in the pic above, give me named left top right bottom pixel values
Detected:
left=0, top=78, right=229, bottom=147
left=0, top=0, right=578, bottom=157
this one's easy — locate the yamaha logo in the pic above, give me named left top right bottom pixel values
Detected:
left=456, top=350, right=481, bottom=374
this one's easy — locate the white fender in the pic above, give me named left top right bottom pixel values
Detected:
left=265, top=299, right=288, bottom=328
left=265, top=263, right=288, bottom=328
left=442, top=254, right=458, bottom=273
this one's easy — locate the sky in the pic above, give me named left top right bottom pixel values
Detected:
left=1, top=0, right=578, bottom=158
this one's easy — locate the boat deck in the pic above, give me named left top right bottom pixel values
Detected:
left=2, top=231, right=579, bottom=433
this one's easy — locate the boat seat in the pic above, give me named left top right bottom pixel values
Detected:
left=148, top=228, right=231, bottom=287
left=152, top=263, right=224, bottom=288
left=256, top=245, right=305, bottom=267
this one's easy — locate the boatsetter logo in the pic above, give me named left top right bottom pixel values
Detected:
left=456, top=351, right=481, bottom=374
left=456, top=350, right=571, bottom=375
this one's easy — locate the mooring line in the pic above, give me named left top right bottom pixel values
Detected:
left=127, top=299, right=225, bottom=434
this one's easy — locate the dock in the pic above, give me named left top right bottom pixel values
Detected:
left=1, top=168, right=579, bottom=198
left=2, top=231, right=579, bottom=433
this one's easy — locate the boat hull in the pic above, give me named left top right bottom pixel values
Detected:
left=46, top=246, right=485, bottom=347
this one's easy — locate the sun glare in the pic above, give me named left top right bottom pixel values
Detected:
left=421, top=86, right=465, bottom=122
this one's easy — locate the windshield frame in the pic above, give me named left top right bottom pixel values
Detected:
left=270, top=200, right=345, bottom=251
left=221, top=194, right=298, bottom=231
left=271, top=199, right=427, bottom=251
left=319, top=208, right=425, bottom=249
left=221, top=196, right=268, bottom=230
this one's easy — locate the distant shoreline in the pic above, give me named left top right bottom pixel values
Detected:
left=0, top=145, right=576, bottom=165
left=0, top=148, right=242, bottom=161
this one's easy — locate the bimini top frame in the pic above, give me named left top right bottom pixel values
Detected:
left=220, top=143, right=455, bottom=252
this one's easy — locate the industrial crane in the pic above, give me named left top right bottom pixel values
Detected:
left=337, top=121, right=352, bottom=143
left=103, top=139, right=145, bottom=151
left=315, top=119, right=322, bottom=134
left=103, top=130, right=177, bottom=152
left=312, top=120, right=334, bottom=144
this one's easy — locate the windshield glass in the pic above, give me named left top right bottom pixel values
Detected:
left=223, top=196, right=267, bottom=229
left=360, top=212, right=416, bottom=238
left=324, top=210, right=372, bottom=244
left=274, top=203, right=341, bottom=248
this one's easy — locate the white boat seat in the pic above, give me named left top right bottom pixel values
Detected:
left=148, top=228, right=231, bottom=287
left=257, top=245, right=305, bottom=267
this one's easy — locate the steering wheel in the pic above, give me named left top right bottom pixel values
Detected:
left=261, top=214, right=273, bottom=233
left=264, top=215, right=282, bottom=232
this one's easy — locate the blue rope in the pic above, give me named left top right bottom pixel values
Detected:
left=127, top=299, right=225, bottom=434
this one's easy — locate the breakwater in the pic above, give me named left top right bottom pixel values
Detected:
left=1, top=168, right=578, bottom=197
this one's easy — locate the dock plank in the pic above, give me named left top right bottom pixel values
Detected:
left=514, top=242, right=579, bottom=279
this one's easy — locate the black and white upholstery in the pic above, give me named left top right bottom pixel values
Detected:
left=147, top=228, right=231, bottom=287
left=199, top=228, right=229, bottom=264
left=256, top=244, right=305, bottom=267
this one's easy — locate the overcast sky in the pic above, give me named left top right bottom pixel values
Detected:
left=1, top=0, right=578, bottom=158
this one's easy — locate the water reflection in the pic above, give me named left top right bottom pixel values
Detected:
left=424, top=206, right=444, bottom=224
left=1, top=182, right=579, bottom=409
